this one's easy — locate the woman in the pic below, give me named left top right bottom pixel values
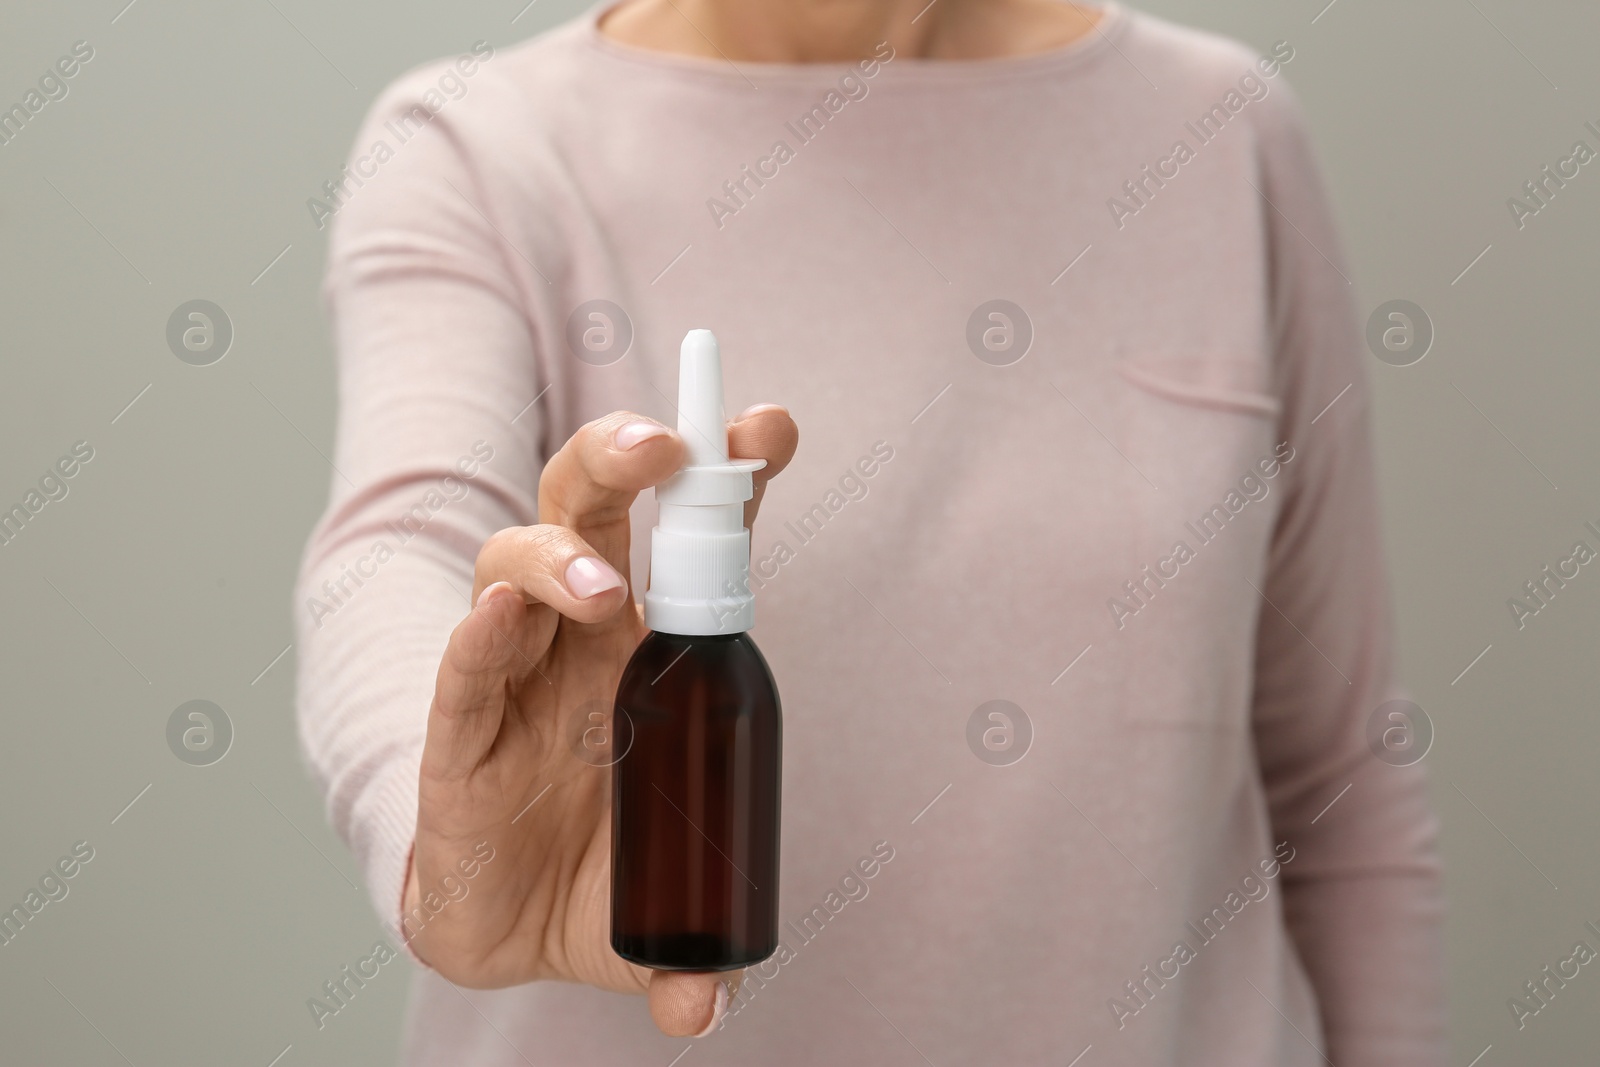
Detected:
left=295, top=0, right=1445, bottom=1063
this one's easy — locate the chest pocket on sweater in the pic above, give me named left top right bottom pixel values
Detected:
left=1105, top=355, right=1287, bottom=730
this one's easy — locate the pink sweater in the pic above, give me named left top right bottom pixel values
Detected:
left=295, top=4, right=1446, bottom=1064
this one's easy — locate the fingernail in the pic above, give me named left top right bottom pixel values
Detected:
left=614, top=421, right=671, bottom=450
left=735, top=403, right=786, bottom=420
left=565, top=556, right=625, bottom=599
left=694, top=980, right=732, bottom=1038
left=475, top=581, right=514, bottom=609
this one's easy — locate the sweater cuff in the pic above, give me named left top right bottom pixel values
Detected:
left=355, top=761, right=429, bottom=966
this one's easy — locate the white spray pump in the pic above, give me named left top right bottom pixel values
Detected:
left=642, top=330, right=766, bottom=636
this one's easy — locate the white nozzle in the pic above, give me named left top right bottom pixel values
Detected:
left=677, top=329, right=727, bottom=466
left=644, top=331, right=766, bottom=636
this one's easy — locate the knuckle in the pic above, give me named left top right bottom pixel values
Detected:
left=448, top=613, right=501, bottom=672
left=522, top=523, right=576, bottom=560
left=476, top=524, right=577, bottom=583
left=574, top=412, right=626, bottom=445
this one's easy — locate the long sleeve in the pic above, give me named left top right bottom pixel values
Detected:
left=288, top=12, right=1451, bottom=1063
left=1248, top=81, right=1447, bottom=1065
left=292, top=60, right=548, bottom=937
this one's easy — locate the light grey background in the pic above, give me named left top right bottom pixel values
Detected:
left=2, top=1, right=1596, bottom=1064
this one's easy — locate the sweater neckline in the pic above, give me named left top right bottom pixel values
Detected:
left=581, top=0, right=1129, bottom=86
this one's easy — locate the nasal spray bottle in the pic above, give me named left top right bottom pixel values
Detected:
left=610, top=330, right=782, bottom=971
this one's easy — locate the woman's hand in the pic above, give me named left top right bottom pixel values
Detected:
left=402, top=406, right=797, bottom=1037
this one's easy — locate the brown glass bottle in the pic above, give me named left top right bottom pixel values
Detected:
left=610, top=630, right=782, bottom=971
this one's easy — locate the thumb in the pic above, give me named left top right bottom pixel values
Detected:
left=648, top=971, right=742, bottom=1038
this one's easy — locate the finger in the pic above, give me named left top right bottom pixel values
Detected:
left=424, top=581, right=552, bottom=780
left=729, top=404, right=799, bottom=528
left=471, top=524, right=631, bottom=622
left=538, top=412, right=686, bottom=581
left=648, top=971, right=742, bottom=1038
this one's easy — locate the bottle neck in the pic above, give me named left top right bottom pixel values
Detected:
left=644, top=499, right=755, bottom=636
